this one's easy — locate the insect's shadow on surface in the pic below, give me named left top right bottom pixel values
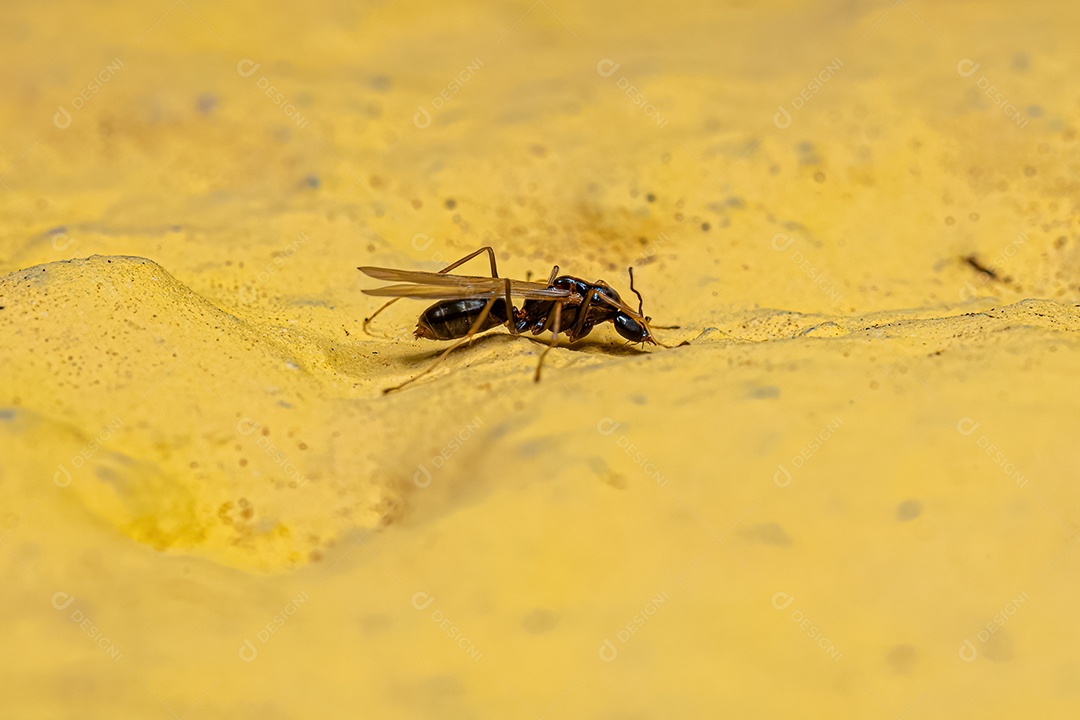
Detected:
left=387, top=330, right=651, bottom=365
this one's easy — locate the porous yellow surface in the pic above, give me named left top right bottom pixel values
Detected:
left=2, top=0, right=1079, bottom=717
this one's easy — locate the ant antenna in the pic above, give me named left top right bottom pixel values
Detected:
left=627, top=267, right=675, bottom=348
left=628, top=267, right=645, bottom=317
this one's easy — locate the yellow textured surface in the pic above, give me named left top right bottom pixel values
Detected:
left=3, top=0, right=1080, bottom=717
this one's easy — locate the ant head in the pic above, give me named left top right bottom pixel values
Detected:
left=613, top=311, right=654, bottom=343
left=619, top=267, right=657, bottom=344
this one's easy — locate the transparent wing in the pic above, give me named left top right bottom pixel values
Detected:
left=362, top=282, right=572, bottom=300
left=359, top=266, right=491, bottom=285
left=359, top=265, right=571, bottom=300
left=359, top=266, right=557, bottom=290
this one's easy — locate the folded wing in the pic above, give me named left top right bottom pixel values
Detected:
left=359, top=266, right=572, bottom=300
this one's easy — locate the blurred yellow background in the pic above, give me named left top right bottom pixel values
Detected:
left=2, top=0, right=1079, bottom=717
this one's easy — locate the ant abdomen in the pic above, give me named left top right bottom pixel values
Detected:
left=416, top=298, right=510, bottom=340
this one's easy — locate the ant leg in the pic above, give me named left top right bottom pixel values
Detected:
left=362, top=246, right=501, bottom=333
left=383, top=293, right=503, bottom=394
left=467, top=277, right=519, bottom=347
left=503, top=277, right=520, bottom=336
left=565, top=292, right=594, bottom=341
left=534, top=300, right=563, bottom=382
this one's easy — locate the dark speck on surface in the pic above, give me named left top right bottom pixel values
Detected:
left=886, top=644, right=919, bottom=674
left=303, top=174, right=321, bottom=188
left=797, top=142, right=822, bottom=166
left=517, top=438, right=548, bottom=458
left=445, top=198, right=457, bottom=209
left=197, top=93, right=217, bottom=114
left=739, top=523, right=792, bottom=546
left=748, top=385, right=780, bottom=399
left=897, top=499, right=923, bottom=521
left=522, top=609, right=560, bottom=634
